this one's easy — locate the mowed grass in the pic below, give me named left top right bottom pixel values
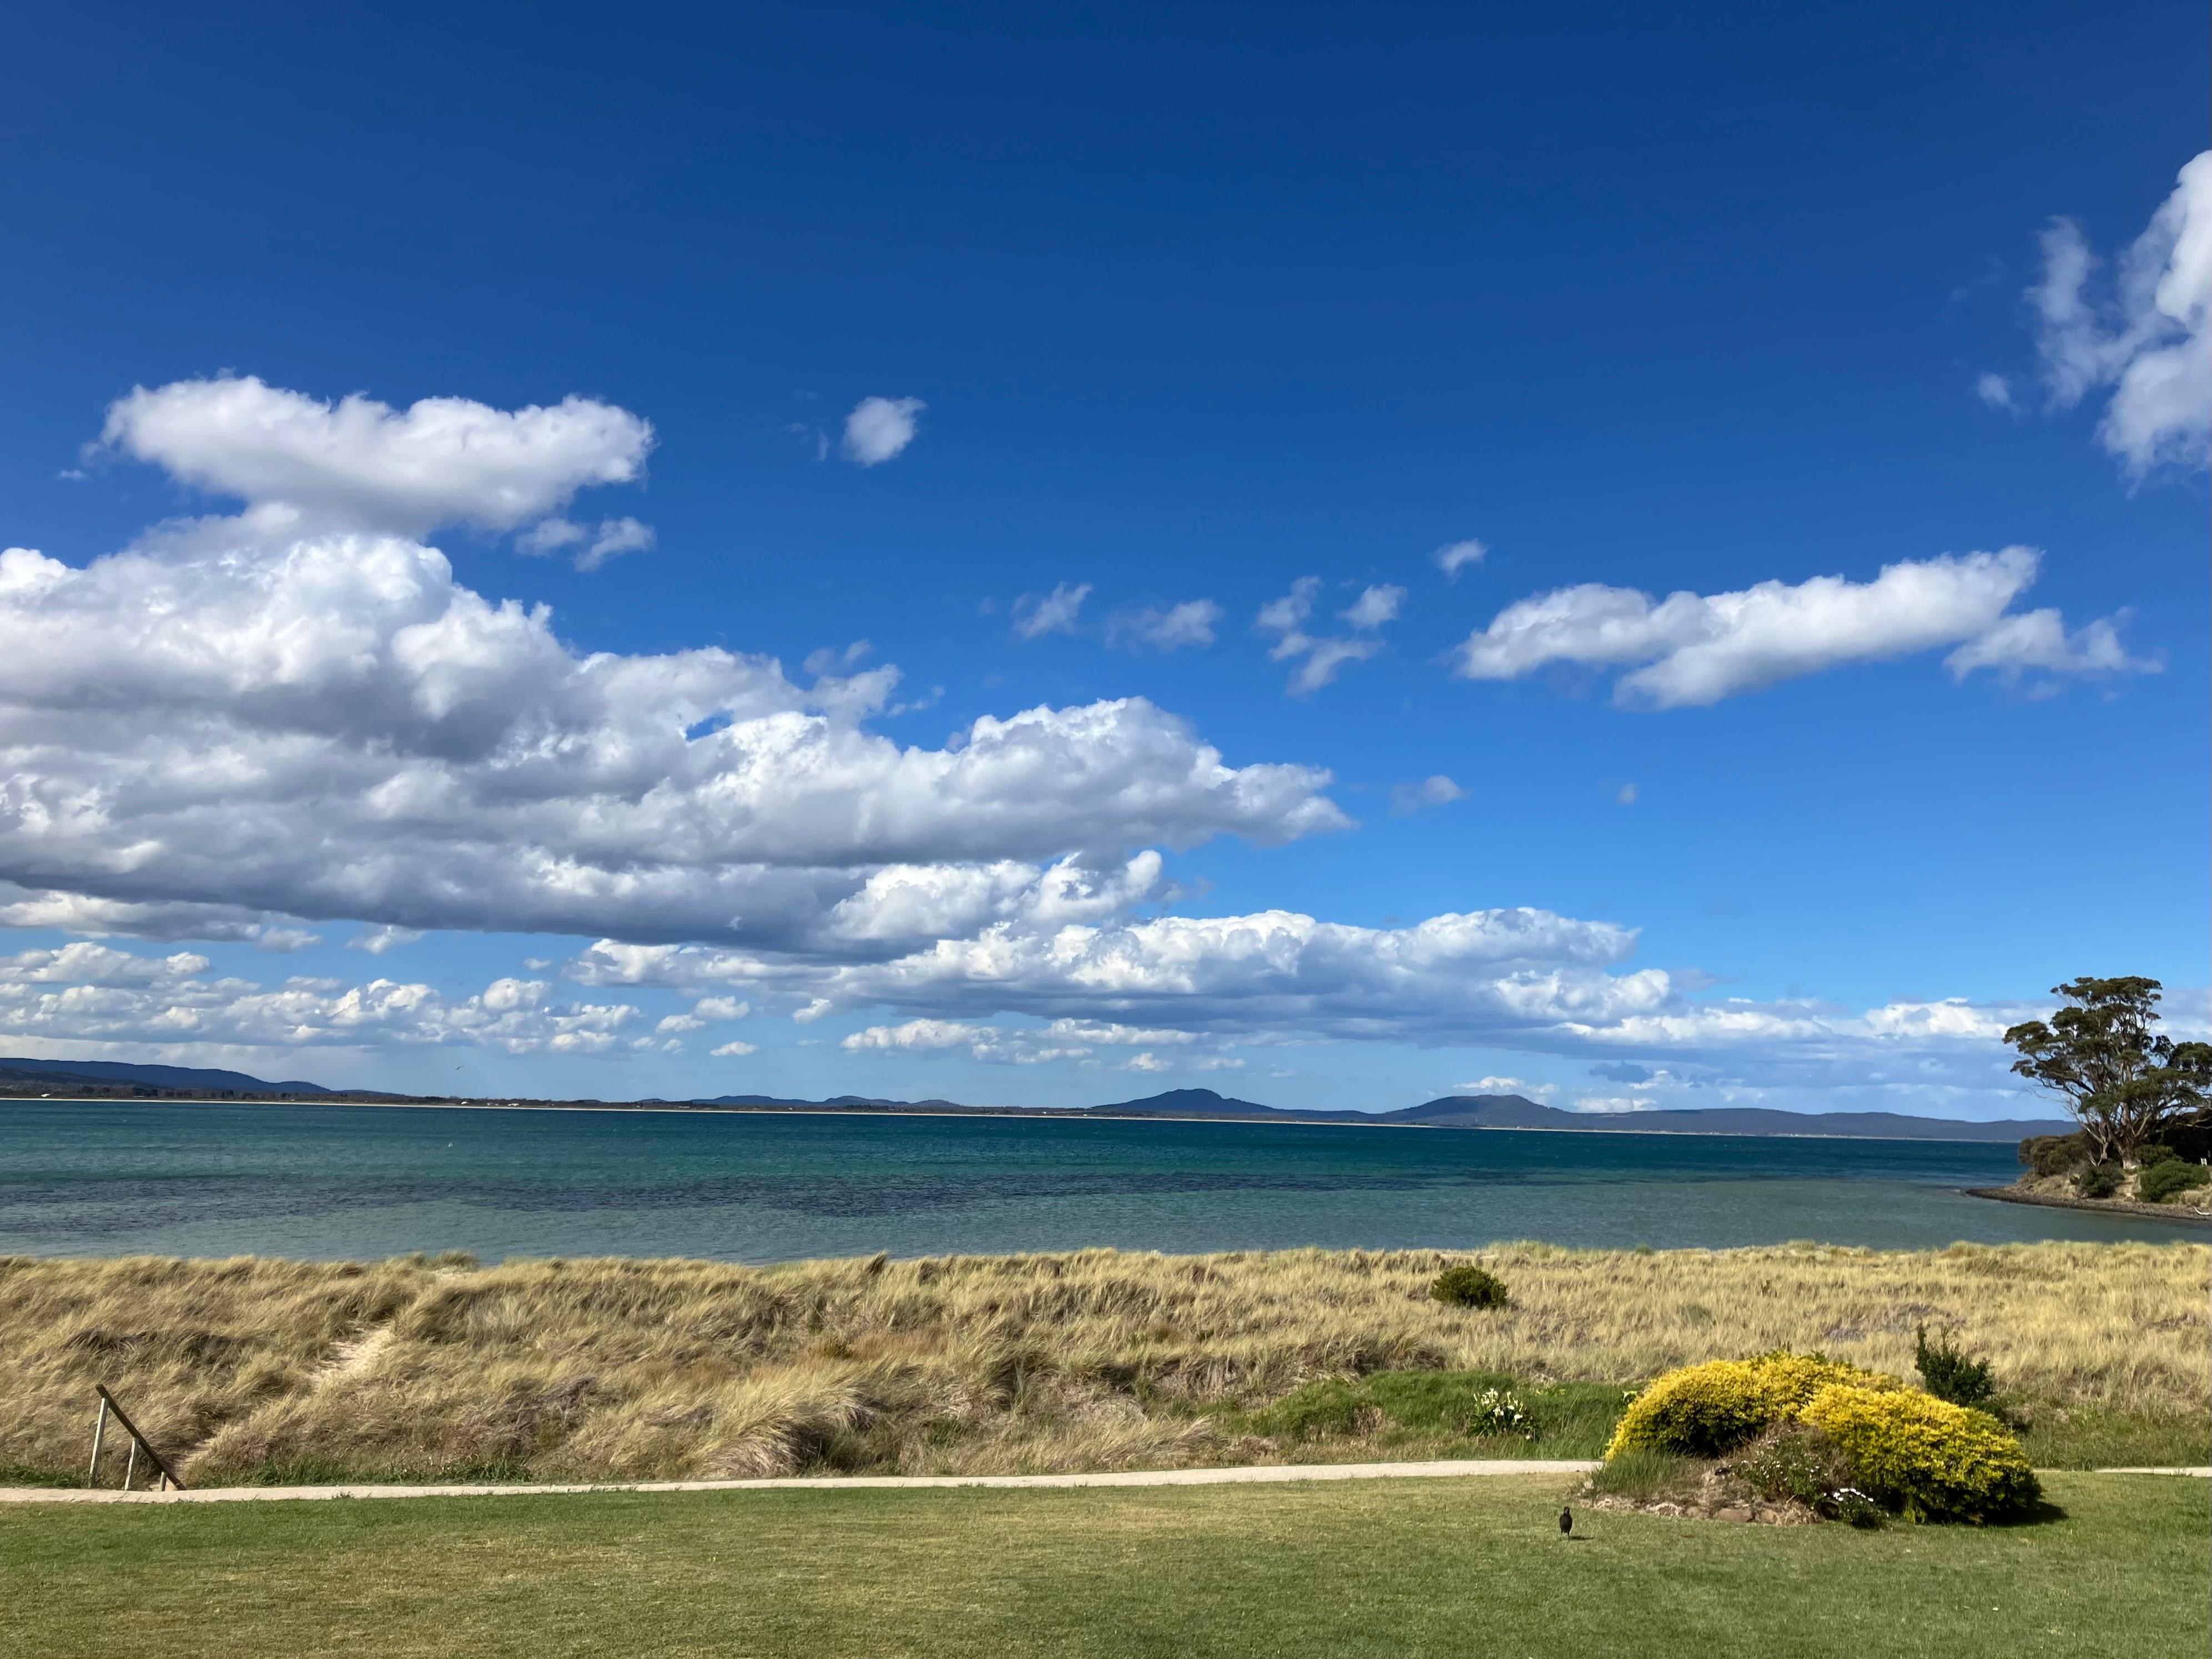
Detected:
left=2, top=1474, right=2204, bottom=1659
left=4, top=1241, right=2204, bottom=1485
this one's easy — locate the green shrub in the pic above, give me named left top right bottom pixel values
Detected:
left=2134, top=1144, right=2180, bottom=1170
left=2138, top=1160, right=2210, bottom=1204
left=2019, top=1133, right=2089, bottom=1177
left=1913, top=1325, right=1997, bottom=1409
left=1605, top=1353, right=1891, bottom=1459
left=1256, top=1378, right=1364, bottom=1440
left=1429, top=1264, right=1509, bottom=1310
left=1800, top=1384, right=2040, bottom=1523
left=2075, top=1164, right=2122, bottom=1199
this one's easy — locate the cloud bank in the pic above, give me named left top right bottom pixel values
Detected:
left=0, top=380, right=1347, bottom=956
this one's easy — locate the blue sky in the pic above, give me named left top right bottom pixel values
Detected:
left=0, top=2, right=2203, bottom=1115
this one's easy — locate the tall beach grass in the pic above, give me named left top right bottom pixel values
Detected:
left=2, top=1240, right=2202, bottom=1485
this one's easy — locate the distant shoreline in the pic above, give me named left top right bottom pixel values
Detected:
left=3, top=1093, right=2059, bottom=1147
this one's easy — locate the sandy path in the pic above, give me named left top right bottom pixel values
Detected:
left=7, top=1459, right=1604, bottom=1504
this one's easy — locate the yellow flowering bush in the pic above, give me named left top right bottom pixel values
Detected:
left=1799, top=1384, right=2040, bottom=1523
left=1605, top=1352, right=1893, bottom=1459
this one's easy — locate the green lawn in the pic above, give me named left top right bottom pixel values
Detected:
left=2, top=1474, right=2203, bottom=1659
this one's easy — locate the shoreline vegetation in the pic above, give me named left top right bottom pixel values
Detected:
left=6, top=1242, right=2203, bottom=1491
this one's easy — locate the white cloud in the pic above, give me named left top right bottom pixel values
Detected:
left=1615, top=783, right=1637, bottom=806
left=1434, top=539, right=1487, bottom=577
left=1974, top=373, right=2017, bottom=413
left=1013, top=581, right=1092, bottom=640
left=577, top=517, right=654, bottom=572
left=709, top=1040, right=758, bottom=1058
left=100, top=376, right=653, bottom=535
left=0, top=421, right=1345, bottom=952
left=1341, top=584, right=1405, bottom=631
left=575, top=903, right=1659, bottom=1049
left=1453, top=549, right=2150, bottom=707
left=1457, top=1075, right=1538, bottom=1094
left=1389, top=775, right=1466, bottom=816
left=1943, top=609, right=2159, bottom=683
left=841, top=396, right=925, bottom=466
left=842, top=1014, right=1204, bottom=1068
left=1256, top=579, right=1399, bottom=694
left=802, top=641, right=873, bottom=676
left=2023, top=152, right=2211, bottom=476
left=0, top=944, right=641, bottom=1058
left=1107, top=599, right=1222, bottom=652
left=349, top=925, right=425, bottom=955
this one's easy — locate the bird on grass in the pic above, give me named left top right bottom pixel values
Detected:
left=1558, top=1506, right=1573, bottom=1536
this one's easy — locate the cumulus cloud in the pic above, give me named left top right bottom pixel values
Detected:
left=1389, top=775, right=1466, bottom=816
left=0, top=401, right=1346, bottom=954
left=1434, top=539, right=1487, bottom=577
left=1256, top=579, right=1400, bottom=694
left=844, top=1014, right=1205, bottom=1067
left=570, top=902, right=1660, bottom=1047
left=1107, top=599, right=1222, bottom=652
left=709, top=1040, right=758, bottom=1058
left=841, top=396, right=925, bottom=466
left=1453, top=549, right=2151, bottom=707
left=100, top=376, right=653, bottom=535
left=1013, top=581, right=1092, bottom=640
left=0, top=943, right=642, bottom=1058
left=2023, top=152, right=2211, bottom=476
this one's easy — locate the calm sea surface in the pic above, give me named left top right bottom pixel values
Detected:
left=0, top=1100, right=2190, bottom=1261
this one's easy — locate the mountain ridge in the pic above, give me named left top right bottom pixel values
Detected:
left=0, top=1065, right=2072, bottom=1141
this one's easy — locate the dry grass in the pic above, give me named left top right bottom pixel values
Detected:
left=2, top=1241, right=2203, bottom=1485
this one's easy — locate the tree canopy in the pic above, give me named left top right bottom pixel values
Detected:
left=2002, top=977, right=2211, bottom=1165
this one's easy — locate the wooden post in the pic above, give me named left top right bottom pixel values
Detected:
left=87, top=1398, right=109, bottom=1487
left=122, top=1439, right=137, bottom=1492
left=92, top=1386, right=185, bottom=1492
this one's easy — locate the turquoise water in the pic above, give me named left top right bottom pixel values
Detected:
left=0, top=1100, right=2190, bottom=1261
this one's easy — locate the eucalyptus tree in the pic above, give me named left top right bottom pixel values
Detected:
left=2003, top=977, right=2211, bottom=1165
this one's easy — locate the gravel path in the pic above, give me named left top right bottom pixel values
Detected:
left=4, top=1459, right=1601, bottom=1504
left=11, top=1461, right=2203, bottom=1506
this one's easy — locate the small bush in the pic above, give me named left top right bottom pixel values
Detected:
left=1914, top=1325, right=1997, bottom=1410
left=1464, top=1387, right=1530, bottom=1437
left=1799, top=1384, right=2040, bottom=1523
left=2134, top=1144, right=2180, bottom=1170
left=1734, top=1422, right=1852, bottom=1505
left=2075, top=1164, right=2122, bottom=1199
left=1606, top=1353, right=1891, bottom=1460
left=1732, top=1424, right=1883, bottom=1524
left=1429, top=1264, right=1509, bottom=1310
left=2019, top=1133, right=2089, bottom=1177
left=2139, top=1160, right=2211, bottom=1204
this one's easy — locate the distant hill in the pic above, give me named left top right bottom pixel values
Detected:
left=1079, top=1088, right=1346, bottom=1120
left=1075, top=1088, right=2065, bottom=1142
left=689, top=1093, right=975, bottom=1112
left=0, top=1057, right=333, bottom=1095
left=1388, top=1094, right=2070, bottom=1140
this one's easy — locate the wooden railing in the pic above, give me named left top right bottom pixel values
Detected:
left=88, top=1385, right=185, bottom=1492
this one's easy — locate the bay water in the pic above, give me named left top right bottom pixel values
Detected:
left=0, top=1099, right=2189, bottom=1262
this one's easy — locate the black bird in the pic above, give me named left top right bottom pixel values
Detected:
left=1558, top=1505, right=1573, bottom=1536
